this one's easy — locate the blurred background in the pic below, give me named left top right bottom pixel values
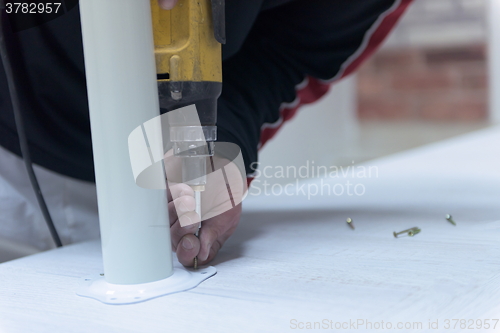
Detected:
left=258, top=0, right=498, bottom=184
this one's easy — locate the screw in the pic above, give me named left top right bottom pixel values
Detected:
left=393, top=227, right=420, bottom=238
left=346, top=218, right=355, bottom=230
left=408, top=228, right=421, bottom=237
left=445, top=214, right=456, bottom=226
left=193, top=228, right=200, bottom=269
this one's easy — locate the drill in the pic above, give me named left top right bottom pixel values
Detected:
left=150, top=0, right=225, bottom=268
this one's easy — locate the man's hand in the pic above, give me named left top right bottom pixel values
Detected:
left=156, top=0, right=244, bottom=267
left=168, top=185, right=242, bottom=266
left=165, top=152, right=246, bottom=266
left=158, top=0, right=178, bottom=10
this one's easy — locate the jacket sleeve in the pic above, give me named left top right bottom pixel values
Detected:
left=216, top=0, right=411, bottom=175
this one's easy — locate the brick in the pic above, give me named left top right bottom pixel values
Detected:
left=372, top=49, right=422, bottom=71
left=358, top=97, right=414, bottom=120
left=425, top=45, right=486, bottom=65
left=461, top=72, right=488, bottom=90
left=357, top=60, right=376, bottom=74
left=391, top=70, right=455, bottom=92
left=357, top=44, right=488, bottom=121
left=357, top=75, right=387, bottom=96
left=418, top=96, right=487, bottom=121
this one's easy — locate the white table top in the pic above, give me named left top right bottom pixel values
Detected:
left=1, top=127, right=500, bottom=333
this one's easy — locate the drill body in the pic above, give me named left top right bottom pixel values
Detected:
left=151, top=0, right=225, bottom=189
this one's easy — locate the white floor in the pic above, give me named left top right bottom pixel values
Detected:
left=1, top=126, right=499, bottom=332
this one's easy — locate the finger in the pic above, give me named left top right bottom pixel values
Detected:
left=198, top=240, right=222, bottom=266
left=172, top=195, right=196, bottom=216
left=176, top=234, right=201, bottom=267
left=197, top=204, right=241, bottom=263
left=167, top=192, right=197, bottom=228
left=168, top=199, right=178, bottom=227
left=170, top=217, right=200, bottom=249
left=158, top=0, right=179, bottom=10
left=197, top=225, right=219, bottom=262
left=169, top=183, right=194, bottom=201
left=179, top=210, right=201, bottom=227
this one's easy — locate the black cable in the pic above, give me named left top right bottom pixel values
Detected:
left=0, top=3, right=62, bottom=247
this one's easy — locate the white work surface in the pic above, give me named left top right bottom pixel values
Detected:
left=1, top=127, right=500, bottom=333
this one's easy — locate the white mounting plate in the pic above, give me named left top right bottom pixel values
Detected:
left=76, top=266, right=216, bottom=305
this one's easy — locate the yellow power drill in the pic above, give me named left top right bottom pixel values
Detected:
left=150, top=0, right=225, bottom=268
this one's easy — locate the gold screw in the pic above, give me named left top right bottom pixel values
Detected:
left=193, top=228, right=200, bottom=269
left=393, top=227, right=420, bottom=238
left=408, top=228, right=421, bottom=237
left=445, top=214, right=456, bottom=226
left=346, top=218, right=355, bottom=230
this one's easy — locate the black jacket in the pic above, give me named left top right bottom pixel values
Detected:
left=0, top=0, right=410, bottom=182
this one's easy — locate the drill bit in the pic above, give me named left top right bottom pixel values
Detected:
left=193, top=190, right=201, bottom=269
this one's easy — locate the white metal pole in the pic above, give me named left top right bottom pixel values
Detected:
left=79, top=0, right=173, bottom=284
left=489, top=0, right=500, bottom=123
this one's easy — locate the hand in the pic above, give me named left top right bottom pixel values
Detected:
left=158, top=0, right=179, bottom=10
left=165, top=152, right=246, bottom=267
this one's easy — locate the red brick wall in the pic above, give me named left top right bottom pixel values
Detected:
left=357, top=45, right=488, bottom=121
